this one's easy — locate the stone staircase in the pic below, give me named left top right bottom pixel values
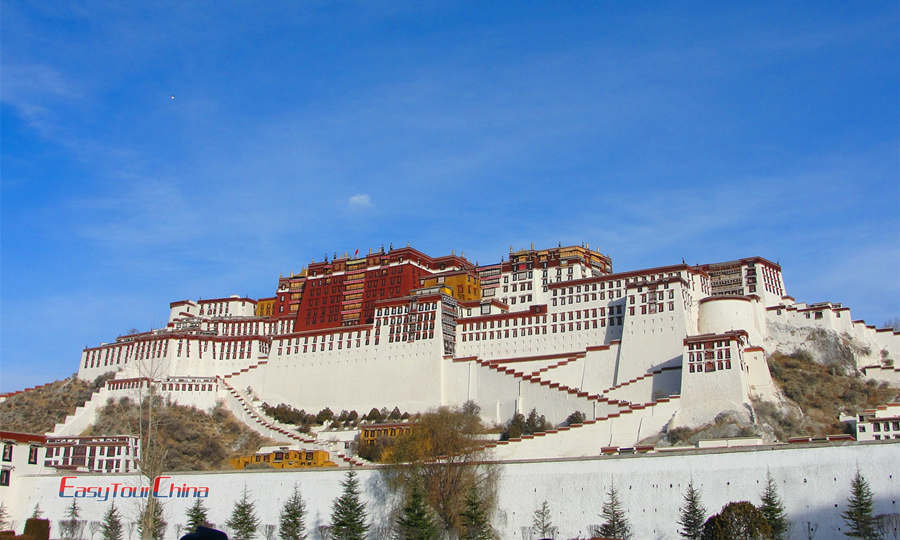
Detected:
left=47, top=386, right=112, bottom=436
left=482, top=394, right=681, bottom=461
left=218, top=378, right=366, bottom=467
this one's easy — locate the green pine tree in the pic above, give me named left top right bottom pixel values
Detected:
left=597, top=484, right=632, bottom=540
left=185, top=498, right=210, bottom=533
left=101, top=502, right=123, bottom=540
left=31, top=503, right=43, bottom=519
left=330, top=470, right=368, bottom=540
left=459, top=486, right=493, bottom=540
left=531, top=501, right=554, bottom=538
left=395, top=483, right=439, bottom=540
left=677, top=480, right=706, bottom=539
left=759, top=472, right=789, bottom=540
left=137, top=499, right=166, bottom=540
left=841, top=470, right=876, bottom=538
left=279, top=484, right=307, bottom=540
left=227, top=486, right=261, bottom=540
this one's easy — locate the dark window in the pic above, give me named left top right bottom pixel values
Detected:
left=1, top=444, right=11, bottom=462
left=28, top=446, right=38, bottom=464
left=0, top=469, right=8, bottom=486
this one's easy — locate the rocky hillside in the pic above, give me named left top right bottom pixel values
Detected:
left=0, top=373, right=114, bottom=433
left=765, top=322, right=890, bottom=371
left=655, top=349, right=897, bottom=446
left=84, top=396, right=272, bottom=471
left=753, top=350, right=896, bottom=440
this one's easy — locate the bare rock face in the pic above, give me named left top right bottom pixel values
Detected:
left=765, top=321, right=879, bottom=373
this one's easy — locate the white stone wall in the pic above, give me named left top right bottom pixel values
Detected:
left=698, top=297, right=760, bottom=344
left=233, top=334, right=447, bottom=415
left=11, top=441, right=896, bottom=539
left=0, top=438, right=51, bottom=525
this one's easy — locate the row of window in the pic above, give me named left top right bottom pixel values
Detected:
left=688, top=360, right=732, bottom=373
left=868, top=420, right=900, bottom=432
left=461, top=317, right=624, bottom=342
left=1, top=444, right=39, bottom=464
left=198, top=301, right=232, bottom=317
left=376, top=303, right=437, bottom=316
left=552, top=290, right=623, bottom=306
left=46, top=445, right=130, bottom=457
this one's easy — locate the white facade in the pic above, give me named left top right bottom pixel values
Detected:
left=3, top=441, right=898, bottom=540
left=842, top=403, right=900, bottom=442
left=0, top=432, right=50, bottom=513
left=60, top=248, right=900, bottom=460
left=43, top=435, right=140, bottom=474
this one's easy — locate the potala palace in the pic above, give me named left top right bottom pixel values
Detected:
left=3, top=243, right=900, bottom=538
left=65, top=244, right=898, bottom=458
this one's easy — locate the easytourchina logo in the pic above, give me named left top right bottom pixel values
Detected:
left=59, top=476, right=210, bottom=501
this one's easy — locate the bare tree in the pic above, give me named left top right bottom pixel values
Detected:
left=89, top=521, right=102, bottom=540
left=130, top=355, right=169, bottom=540
left=381, top=403, right=499, bottom=535
left=875, top=513, right=900, bottom=540
left=804, top=521, right=818, bottom=539
left=264, top=524, right=276, bottom=540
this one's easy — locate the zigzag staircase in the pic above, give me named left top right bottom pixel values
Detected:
left=479, top=394, right=681, bottom=460
left=218, top=378, right=366, bottom=467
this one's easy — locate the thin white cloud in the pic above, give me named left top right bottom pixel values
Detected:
left=1, top=63, right=82, bottom=138
left=348, top=193, right=373, bottom=208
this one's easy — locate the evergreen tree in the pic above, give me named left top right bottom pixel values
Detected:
left=759, top=472, right=789, bottom=539
left=395, top=483, right=439, bottom=540
left=841, top=470, right=876, bottom=538
left=503, top=413, right=526, bottom=440
left=459, top=486, right=493, bottom=540
left=597, top=484, right=632, bottom=540
left=62, top=498, right=81, bottom=540
left=185, top=498, right=210, bottom=533
left=701, top=502, right=771, bottom=540
left=137, top=500, right=166, bottom=540
left=677, top=480, right=706, bottom=539
left=0, top=501, right=8, bottom=531
left=227, top=486, right=261, bottom=540
left=330, top=470, right=368, bottom=540
left=31, top=503, right=43, bottom=519
left=531, top=501, right=554, bottom=538
left=101, top=502, right=123, bottom=540
left=279, top=484, right=307, bottom=540
left=524, top=409, right=548, bottom=435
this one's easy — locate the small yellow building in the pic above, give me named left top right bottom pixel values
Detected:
left=229, top=447, right=336, bottom=470
left=255, top=297, right=276, bottom=317
left=360, top=422, right=415, bottom=448
left=421, top=270, right=481, bottom=302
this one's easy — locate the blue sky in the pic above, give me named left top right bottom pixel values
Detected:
left=2, top=2, right=898, bottom=391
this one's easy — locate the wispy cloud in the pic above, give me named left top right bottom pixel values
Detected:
left=1, top=63, right=82, bottom=138
left=348, top=193, right=373, bottom=209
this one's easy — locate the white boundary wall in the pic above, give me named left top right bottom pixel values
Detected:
left=6, top=442, right=898, bottom=539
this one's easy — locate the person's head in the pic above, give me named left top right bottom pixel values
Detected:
left=179, top=526, right=228, bottom=540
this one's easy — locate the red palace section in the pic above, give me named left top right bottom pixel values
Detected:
left=294, top=247, right=472, bottom=331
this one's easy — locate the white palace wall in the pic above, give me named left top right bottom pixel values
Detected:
left=232, top=335, right=448, bottom=415
left=698, top=297, right=762, bottom=344
left=9, top=442, right=897, bottom=540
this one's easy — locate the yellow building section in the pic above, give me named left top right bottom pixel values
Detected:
left=255, top=298, right=276, bottom=317
left=360, top=423, right=415, bottom=447
left=421, top=271, right=481, bottom=301
left=229, top=448, right=337, bottom=470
